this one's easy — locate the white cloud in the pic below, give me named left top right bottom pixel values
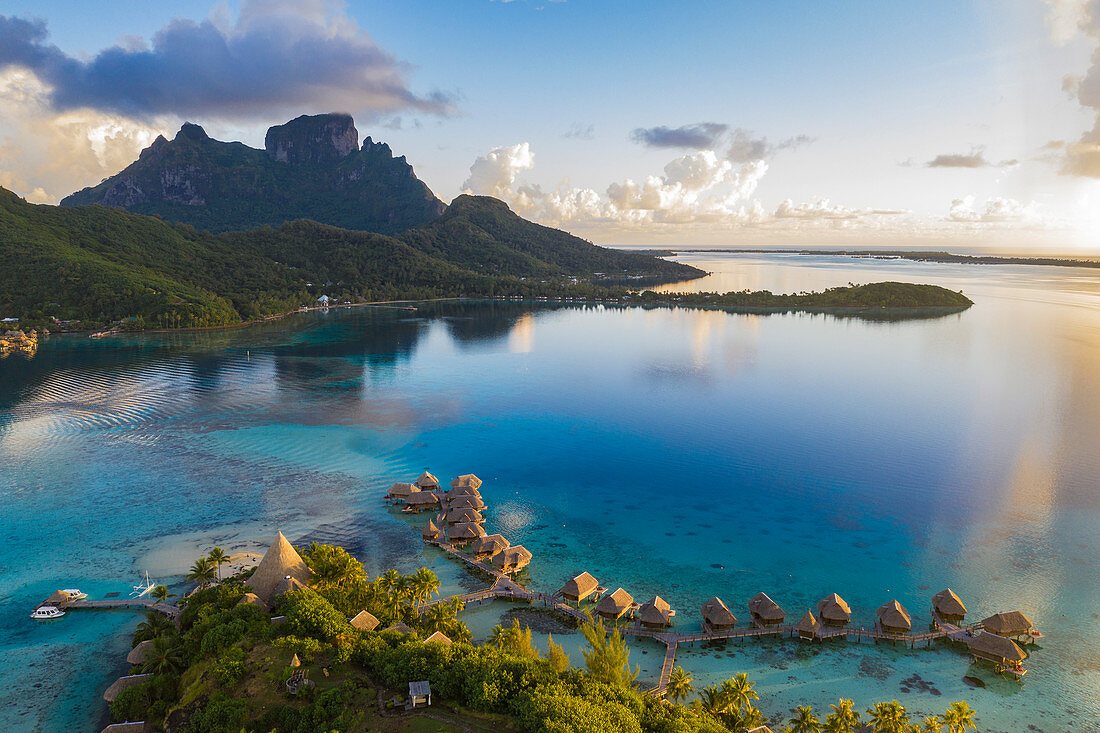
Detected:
left=946, top=195, right=1044, bottom=223
left=461, top=142, right=535, bottom=199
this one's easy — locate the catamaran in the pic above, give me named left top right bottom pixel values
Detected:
left=131, top=571, right=156, bottom=597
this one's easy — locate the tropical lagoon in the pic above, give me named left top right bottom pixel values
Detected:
left=2, top=252, right=1099, bottom=732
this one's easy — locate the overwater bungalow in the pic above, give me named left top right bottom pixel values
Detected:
left=559, top=572, right=601, bottom=604
left=701, top=597, right=737, bottom=631
left=450, top=474, right=483, bottom=491
left=237, top=592, right=270, bottom=613
left=876, top=600, right=912, bottom=635
left=596, top=587, right=634, bottom=620
left=637, top=596, right=675, bottom=629
left=470, top=533, right=510, bottom=559
left=249, top=531, right=314, bottom=605
left=816, top=593, right=852, bottom=627
left=981, top=611, right=1035, bottom=641
left=492, top=545, right=533, bottom=574
left=448, top=521, right=487, bottom=544
left=747, top=592, right=786, bottom=627
left=416, top=471, right=441, bottom=491
left=446, top=494, right=486, bottom=511
left=421, top=518, right=441, bottom=541
left=387, top=482, right=418, bottom=502
left=126, top=640, right=154, bottom=665
left=796, top=610, right=819, bottom=640
left=350, top=610, right=380, bottom=631
left=425, top=631, right=453, bottom=646
left=967, top=632, right=1027, bottom=677
left=405, top=491, right=440, bottom=512
left=444, top=507, right=483, bottom=526
left=932, top=588, right=967, bottom=623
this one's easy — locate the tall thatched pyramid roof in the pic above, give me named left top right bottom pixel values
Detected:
left=249, top=531, right=313, bottom=604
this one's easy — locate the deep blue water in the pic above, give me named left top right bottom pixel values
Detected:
left=1, top=252, right=1098, bottom=731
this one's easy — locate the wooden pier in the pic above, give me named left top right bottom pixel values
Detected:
left=35, top=595, right=180, bottom=618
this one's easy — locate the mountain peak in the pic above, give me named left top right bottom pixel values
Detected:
left=265, top=113, right=359, bottom=165
left=176, top=122, right=210, bottom=142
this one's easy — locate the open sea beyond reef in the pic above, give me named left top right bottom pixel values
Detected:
left=2, top=252, right=1099, bottom=732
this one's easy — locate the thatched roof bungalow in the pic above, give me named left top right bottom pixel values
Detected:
left=968, top=632, right=1027, bottom=666
left=877, top=600, right=912, bottom=635
left=127, top=640, right=154, bottom=665
left=237, top=592, right=270, bottom=613
left=425, top=631, right=453, bottom=646
left=796, top=610, right=818, bottom=640
left=470, top=534, right=510, bottom=559
left=559, top=572, right=600, bottom=604
left=932, top=588, right=967, bottom=623
left=350, top=610, right=380, bottom=631
left=444, top=507, right=483, bottom=526
left=421, top=518, right=440, bottom=541
left=248, top=531, right=313, bottom=605
left=450, top=474, right=483, bottom=491
left=701, top=597, right=737, bottom=631
left=981, top=611, right=1034, bottom=639
left=446, top=494, right=486, bottom=511
left=448, top=522, right=487, bottom=544
left=382, top=622, right=415, bottom=635
left=747, top=592, right=786, bottom=627
left=274, top=575, right=308, bottom=598
left=816, top=593, right=852, bottom=627
left=596, top=587, right=634, bottom=620
left=104, top=674, right=151, bottom=702
left=637, top=596, right=674, bottom=629
left=406, top=491, right=440, bottom=512
left=387, top=482, right=418, bottom=502
left=416, top=471, right=441, bottom=490
left=492, top=545, right=533, bottom=574
left=101, top=723, right=148, bottom=733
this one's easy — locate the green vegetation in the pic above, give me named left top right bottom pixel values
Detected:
left=636, top=282, right=973, bottom=311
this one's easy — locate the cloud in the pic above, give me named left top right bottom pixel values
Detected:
left=562, top=123, right=594, bottom=140
left=947, top=195, right=1043, bottom=223
left=924, top=148, right=1018, bottom=169
left=1043, top=0, right=1092, bottom=44
left=630, top=123, right=729, bottom=149
left=0, top=0, right=453, bottom=121
left=1046, top=0, right=1100, bottom=176
left=726, top=129, right=814, bottom=163
left=461, top=142, right=536, bottom=199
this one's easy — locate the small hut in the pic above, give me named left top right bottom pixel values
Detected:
left=289, top=654, right=301, bottom=668
left=595, top=587, right=634, bottom=620
left=448, top=522, right=487, bottom=544
left=701, top=597, right=737, bottom=631
left=421, top=518, right=441, bottom=542
left=127, top=640, right=154, bottom=665
left=450, top=474, right=483, bottom=491
left=449, top=484, right=482, bottom=498
left=425, top=631, right=453, bottom=646
left=274, top=575, right=308, bottom=598
left=383, top=622, right=415, bottom=635
left=470, top=534, right=510, bottom=559
left=559, top=572, right=600, bottom=604
left=103, top=674, right=151, bottom=702
left=446, top=494, right=486, bottom=511
left=237, top=592, right=270, bottom=613
left=931, top=588, right=967, bottom=623
left=637, top=596, right=674, bottom=629
left=249, top=531, right=314, bottom=605
left=968, top=632, right=1027, bottom=668
left=350, top=610, right=380, bottom=631
left=981, top=611, right=1034, bottom=640
left=406, top=491, right=440, bottom=512
left=387, top=482, right=418, bottom=502
left=416, top=471, right=441, bottom=491
left=796, top=610, right=819, bottom=640
left=492, top=545, right=533, bottom=574
left=408, top=680, right=432, bottom=708
left=877, top=600, right=912, bottom=635
left=747, top=592, right=786, bottom=627
left=816, top=593, right=852, bottom=628
left=444, top=507, right=484, bottom=526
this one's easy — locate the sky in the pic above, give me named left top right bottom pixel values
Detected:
left=3, top=0, right=1100, bottom=251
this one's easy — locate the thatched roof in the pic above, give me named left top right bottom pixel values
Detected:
left=103, top=674, right=151, bottom=702
left=450, top=474, right=483, bottom=490
left=416, top=471, right=440, bottom=489
left=596, top=587, right=633, bottom=617
left=747, top=592, right=785, bottom=621
left=249, top=531, right=313, bottom=604
left=290, top=653, right=301, bottom=667
left=274, top=575, right=308, bottom=597
left=471, top=534, right=510, bottom=556
left=237, top=592, right=269, bottom=613
left=637, top=596, right=673, bottom=625
left=796, top=610, right=818, bottom=634
left=350, top=610, right=380, bottom=631
left=406, top=491, right=440, bottom=507
left=446, top=494, right=486, bottom=510
left=444, top=507, right=483, bottom=525
left=981, top=611, right=1033, bottom=636
left=127, top=640, right=154, bottom=665
left=559, top=571, right=599, bottom=600
left=932, top=588, right=967, bottom=617
left=388, top=482, right=418, bottom=499
left=701, top=597, right=737, bottom=626
left=425, top=631, right=452, bottom=645
left=421, top=518, right=440, bottom=539
left=816, top=593, right=851, bottom=623
left=968, top=632, right=1026, bottom=662
left=46, top=590, right=73, bottom=605
left=877, top=600, right=912, bottom=631
left=383, top=622, right=415, bottom=635
left=449, top=522, right=487, bottom=540
left=101, top=724, right=147, bottom=733
left=492, top=545, right=532, bottom=571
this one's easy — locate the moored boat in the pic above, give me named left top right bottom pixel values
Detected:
left=30, top=606, right=65, bottom=620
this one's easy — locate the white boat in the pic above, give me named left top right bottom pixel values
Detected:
left=60, top=588, right=87, bottom=601
left=30, top=606, right=65, bottom=620
left=131, top=571, right=156, bottom=598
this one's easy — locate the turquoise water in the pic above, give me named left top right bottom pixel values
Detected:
left=1, top=252, right=1099, bottom=731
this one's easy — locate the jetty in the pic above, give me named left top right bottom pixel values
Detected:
left=33, top=594, right=180, bottom=618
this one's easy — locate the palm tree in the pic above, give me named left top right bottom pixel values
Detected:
left=487, top=624, right=507, bottom=648
left=866, top=701, right=911, bottom=733
left=134, top=611, right=173, bottom=642
left=732, top=705, right=767, bottom=732
left=942, top=702, right=976, bottom=733
left=186, top=557, right=216, bottom=588
left=788, top=705, right=822, bottom=733
left=206, top=547, right=229, bottom=581
left=422, top=603, right=455, bottom=634
left=720, top=672, right=759, bottom=714
left=699, top=685, right=726, bottom=717
left=824, top=698, right=861, bottom=733
left=920, top=716, right=944, bottom=732
left=666, top=666, right=693, bottom=704
left=150, top=585, right=175, bottom=605
left=141, top=635, right=185, bottom=674
left=411, top=567, right=440, bottom=605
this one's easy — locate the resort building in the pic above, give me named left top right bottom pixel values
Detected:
left=796, top=610, right=819, bottom=640
left=421, top=518, right=441, bottom=541
left=747, top=592, right=786, bottom=627
left=425, top=631, right=453, bottom=645
left=492, top=545, right=533, bottom=574
left=444, top=507, right=483, bottom=526
left=559, top=572, right=601, bottom=604
left=701, top=597, right=737, bottom=631
left=383, top=622, right=415, bottom=635
left=237, top=592, right=270, bottom=613
left=350, top=610, right=380, bottom=631
left=416, top=471, right=441, bottom=491
left=981, top=611, right=1034, bottom=640
left=126, top=640, right=154, bottom=665
left=967, top=632, right=1027, bottom=671
left=470, top=534, right=510, bottom=559
left=932, top=588, right=967, bottom=623
left=636, top=596, right=675, bottom=629
left=446, top=494, right=486, bottom=511
left=876, top=600, right=912, bottom=634
left=595, top=587, right=634, bottom=620
left=448, top=521, right=487, bottom=545
left=816, top=593, right=852, bottom=627
left=405, top=491, right=440, bottom=512
left=249, top=531, right=314, bottom=605
left=386, top=482, right=419, bottom=502
left=104, top=674, right=151, bottom=703
left=450, top=474, right=483, bottom=491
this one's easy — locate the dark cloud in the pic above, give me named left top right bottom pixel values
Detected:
left=0, top=4, right=454, bottom=121
left=727, top=129, right=813, bottom=163
left=630, top=123, right=729, bottom=149
left=924, top=149, right=1017, bottom=168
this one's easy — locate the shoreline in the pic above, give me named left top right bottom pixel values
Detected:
left=654, top=247, right=1100, bottom=269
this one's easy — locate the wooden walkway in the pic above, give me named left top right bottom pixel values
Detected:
left=38, top=597, right=180, bottom=618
